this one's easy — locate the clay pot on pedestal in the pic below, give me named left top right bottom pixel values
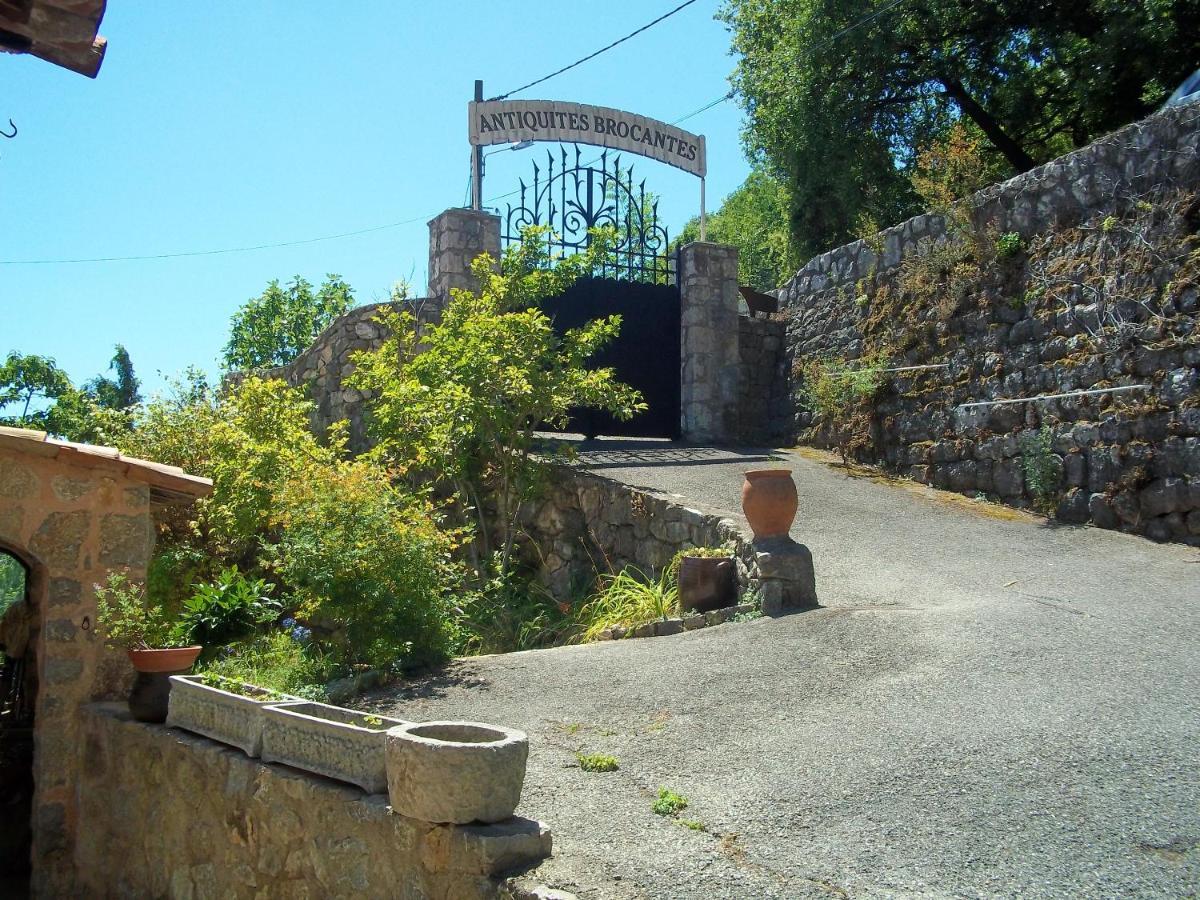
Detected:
left=127, top=646, right=202, bottom=723
left=741, top=470, right=798, bottom=540
left=678, top=556, right=736, bottom=613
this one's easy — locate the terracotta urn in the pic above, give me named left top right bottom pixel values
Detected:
left=741, top=470, right=798, bottom=540
left=126, top=646, right=202, bottom=724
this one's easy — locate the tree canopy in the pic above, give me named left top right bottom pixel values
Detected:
left=223, top=274, right=355, bottom=371
left=722, top=0, right=1200, bottom=260
left=676, top=165, right=800, bottom=291
left=0, top=346, right=140, bottom=442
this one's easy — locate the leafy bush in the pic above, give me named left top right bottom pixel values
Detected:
left=199, top=631, right=339, bottom=700
left=1019, top=426, right=1063, bottom=512
left=0, top=554, right=24, bottom=616
left=350, top=227, right=645, bottom=582
left=652, top=788, right=689, bottom=817
left=995, top=231, right=1024, bottom=258
left=455, top=569, right=577, bottom=655
left=178, top=566, right=280, bottom=648
left=573, top=567, right=679, bottom=643
left=267, top=458, right=460, bottom=670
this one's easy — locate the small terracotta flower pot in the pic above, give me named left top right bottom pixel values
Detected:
left=126, top=647, right=202, bottom=724
left=741, top=470, right=798, bottom=540
left=128, top=646, right=202, bottom=673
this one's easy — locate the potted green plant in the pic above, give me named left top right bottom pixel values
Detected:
left=670, top=546, right=736, bottom=614
left=94, top=569, right=202, bottom=723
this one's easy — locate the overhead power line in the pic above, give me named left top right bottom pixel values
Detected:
left=4, top=0, right=913, bottom=267
left=489, top=0, right=700, bottom=101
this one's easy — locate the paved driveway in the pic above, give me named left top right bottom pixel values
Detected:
left=363, top=443, right=1200, bottom=899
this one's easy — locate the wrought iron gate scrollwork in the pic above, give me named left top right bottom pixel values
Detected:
left=502, top=145, right=673, bottom=283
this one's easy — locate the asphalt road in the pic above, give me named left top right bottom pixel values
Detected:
left=363, top=442, right=1200, bottom=899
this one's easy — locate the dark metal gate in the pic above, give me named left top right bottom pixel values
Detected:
left=503, top=146, right=681, bottom=439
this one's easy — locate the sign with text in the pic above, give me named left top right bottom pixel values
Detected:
left=469, top=100, right=706, bottom=178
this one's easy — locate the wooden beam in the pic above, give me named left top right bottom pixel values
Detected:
left=0, top=0, right=104, bottom=76
left=0, top=1, right=100, bottom=44
left=25, top=33, right=104, bottom=77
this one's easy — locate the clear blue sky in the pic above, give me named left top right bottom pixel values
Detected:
left=0, top=1, right=748, bottom=395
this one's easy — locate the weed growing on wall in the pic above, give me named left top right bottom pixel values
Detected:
left=1019, top=425, right=1063, bottom=513
left=795, top=354, right=889, bottom=463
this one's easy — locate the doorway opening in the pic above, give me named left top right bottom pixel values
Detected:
left=0, top=548, right=34, bottom=894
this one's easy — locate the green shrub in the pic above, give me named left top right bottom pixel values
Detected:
left=267, top=458, right=459, bottom=670
left=93, top=569, right=186, bottom=650
left=456, top=568, right=577, bottom=655
left=199, top=631, right=339, bottom=700
left=652, top=787, right=689, bottom=817
left=577, top=752, right=619, bottom=772
left=1019, top=425, right=1063, bottom=512
left=995, top=231, right=1024, bottom=258
left=573, top=567, right=679, bottom=643
left=178, top=566, right=280, bottom=649
left=0, top=554, right=24, bottom=616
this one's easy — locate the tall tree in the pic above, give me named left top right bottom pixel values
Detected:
left=223, top=275, right=355, bottom=371
left=0, top=352, right=71, bottom=424
left=86, top=344, right=142, bottom=410
left=722, top=0, right=1200, bottom=259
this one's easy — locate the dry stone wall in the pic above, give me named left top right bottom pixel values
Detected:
left=520, top=466, right=817, bottom=616
left=737, top=316, right=791, bottom=445
left=775, top=102, right=1200, bottom=544
left=76, top=705, right=552, bottom=900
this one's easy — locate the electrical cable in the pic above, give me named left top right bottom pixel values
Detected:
left=488, top=0, right=700, bottom=101
left=3, top=0, right=911, bottom=266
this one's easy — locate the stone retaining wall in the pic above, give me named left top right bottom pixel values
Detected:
left=76, top=705, right=551, bottom=899
left=774, top=102, right=1200, bottom=543
left=521, top=467, right=816, bottom=615
left=737, top=316, right=791, bottom=445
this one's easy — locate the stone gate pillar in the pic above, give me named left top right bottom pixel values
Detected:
left=679, top=242, right=740, bottom=443
left=427, top=208, right=501, bottom=307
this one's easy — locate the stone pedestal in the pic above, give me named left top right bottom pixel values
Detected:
left=679, top=242, right=740, bottom=443
left=752, top=535, right=818, bottom=616
left=427, top=208, right=501, bottom=308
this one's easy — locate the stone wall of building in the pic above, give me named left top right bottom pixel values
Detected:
left=0, top=430, right=210, bottom=895
left=75, top=705, right=551, bottom=899
left=774, top=102, right=1200, bottom=543
left=737, top=316, right=791, bottom=446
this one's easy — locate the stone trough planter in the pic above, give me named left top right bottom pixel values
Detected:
left=166, top=675, right=293, bottom=758
left=261, top=702, right=409, bottom=793
left=386, top=721, right=528, bottom=824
